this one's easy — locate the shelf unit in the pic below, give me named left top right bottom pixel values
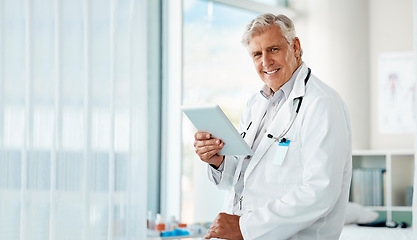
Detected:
left=351, top=149, right=415, bottom=225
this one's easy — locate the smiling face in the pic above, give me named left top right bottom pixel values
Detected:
left=248, top=25, right=302, bottom=92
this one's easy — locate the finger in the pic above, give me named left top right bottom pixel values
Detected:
left=204, top=228, right=213, bottom=239
left=194, top=138, right=223, bottom=148
left=204, top=226, right=218, bottom=239
left=196, top=143, right=224, bottom=157
left=194, top=131, right=211, bottom=140
left=196, top=149, right=219, bottom=162
left=194, top=140, right=224, bottom=157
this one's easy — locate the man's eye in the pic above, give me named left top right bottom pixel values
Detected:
left=253, top=53, right=261, bottom=58
left=271, top=48, right=278, bottom=52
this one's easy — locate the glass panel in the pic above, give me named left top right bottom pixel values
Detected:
left=0, top=0, right=147, bottom=238
left=91, top=152, right=109, bottom=192
left=4, top=106, right=25, bottom=148
left=91, top=0, right=111, bottom=108
left=32, top=0, right=54, bottom=106
left=182, top=0, right=259, bottom=223
left=0, top=150, right=21, bottom=189
left=92, top=109, right=111, bottom=151
left=56, top=152, right=83, bottom=191
left=27, top=151, right=51, bottom=190
left=3, top=0, right=25, bottom=106
left=114, top=110, right=130, bottom=152
left=115, top=153, right=128, bottom=191
left=33, top=107, right=54, bottom=150
left=62, top=107, right=84, bottom=151
left=61, top=0, right=84, bottom=106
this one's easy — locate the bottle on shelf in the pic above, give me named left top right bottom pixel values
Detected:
left=167, top=215, right=179, bottom=231
left=155, top=213, right=166, bottom=232
left=147, top=211, right=155, bottom=230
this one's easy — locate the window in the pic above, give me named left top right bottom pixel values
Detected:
left=181, top=0, right=260, bottom=223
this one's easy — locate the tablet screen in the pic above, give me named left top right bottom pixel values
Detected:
left=181, top=105, right=253, bottom=156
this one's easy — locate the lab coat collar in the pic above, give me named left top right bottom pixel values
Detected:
left=290, top=62, right=308, bottom=100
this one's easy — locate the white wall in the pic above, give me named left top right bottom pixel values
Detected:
left=293, top=0, right=414, bottom=150
left=369, top=0, right=414, bottom=149
left=293, top=0, right=370, bottom=150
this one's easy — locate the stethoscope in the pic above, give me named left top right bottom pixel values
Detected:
left=241, top=68, right=311, bottom=143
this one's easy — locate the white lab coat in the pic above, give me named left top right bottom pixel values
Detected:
left=208, top=64, right=352, bottom=240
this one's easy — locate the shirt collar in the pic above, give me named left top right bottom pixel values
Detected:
left=260, top=62, right=305, bottom=100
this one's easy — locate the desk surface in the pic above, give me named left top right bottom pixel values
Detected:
left=147, top=234, right=205, bottom=240
left=340, top=224, right=413, bottom=240
left=147, top=228, right=206, bottom=240
left=147, top=237, right=204, bottom=240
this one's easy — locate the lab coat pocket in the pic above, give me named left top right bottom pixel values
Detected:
left=265, top=141, right=302, bottom=184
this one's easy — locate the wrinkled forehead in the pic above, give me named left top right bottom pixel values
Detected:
left=247, top=25, right=286, bottom=47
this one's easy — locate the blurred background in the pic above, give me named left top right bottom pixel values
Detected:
left=0, top=0, right=416, bottom=239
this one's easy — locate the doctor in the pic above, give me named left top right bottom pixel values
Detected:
left=194, top=14, right=352, bottom=240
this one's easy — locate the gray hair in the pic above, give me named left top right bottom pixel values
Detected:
left=242, top=13, right=303, bottom=56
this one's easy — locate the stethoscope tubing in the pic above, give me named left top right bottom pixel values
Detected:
left=242, top=68, right=311, bottom=143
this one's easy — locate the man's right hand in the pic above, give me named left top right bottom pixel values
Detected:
left=193, top=131, right=225, bottom=168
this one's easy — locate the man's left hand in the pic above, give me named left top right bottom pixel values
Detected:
left=204, top=213, right=243, bottom=240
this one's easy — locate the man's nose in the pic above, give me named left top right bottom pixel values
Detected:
left=262, top=53, right=273, bottom=67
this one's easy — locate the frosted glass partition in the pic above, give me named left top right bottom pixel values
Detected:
left=0, top=0, right=148, bottom=239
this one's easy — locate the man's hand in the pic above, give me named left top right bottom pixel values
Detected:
left=205, top=213, right=243, bottom=240
left=194, top=131, right=224, bottom=168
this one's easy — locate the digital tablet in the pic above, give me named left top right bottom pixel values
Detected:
left=181, top=105, right=253, bottom=156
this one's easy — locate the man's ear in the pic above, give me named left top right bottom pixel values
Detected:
left=292, top=37, right=301, bottom=57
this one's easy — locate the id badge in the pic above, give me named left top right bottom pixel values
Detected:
left=271, top=140, right=290, bottom=166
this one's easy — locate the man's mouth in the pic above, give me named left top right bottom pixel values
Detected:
left=265, top=69, right=279, bottom=75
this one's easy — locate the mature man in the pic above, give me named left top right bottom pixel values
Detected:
left=194, top=13, right=352, bottom=240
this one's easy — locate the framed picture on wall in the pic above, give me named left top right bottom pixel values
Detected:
left=378, top=52, right=416, bottom=134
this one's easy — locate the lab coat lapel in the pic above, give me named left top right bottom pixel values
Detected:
left=243, top=97, right=270, bottom=148
left=243, top=98, right=293, bottom=179
left=243, top=65, right=309, bottom=180
left=232, top=97, right=269, bottom=186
